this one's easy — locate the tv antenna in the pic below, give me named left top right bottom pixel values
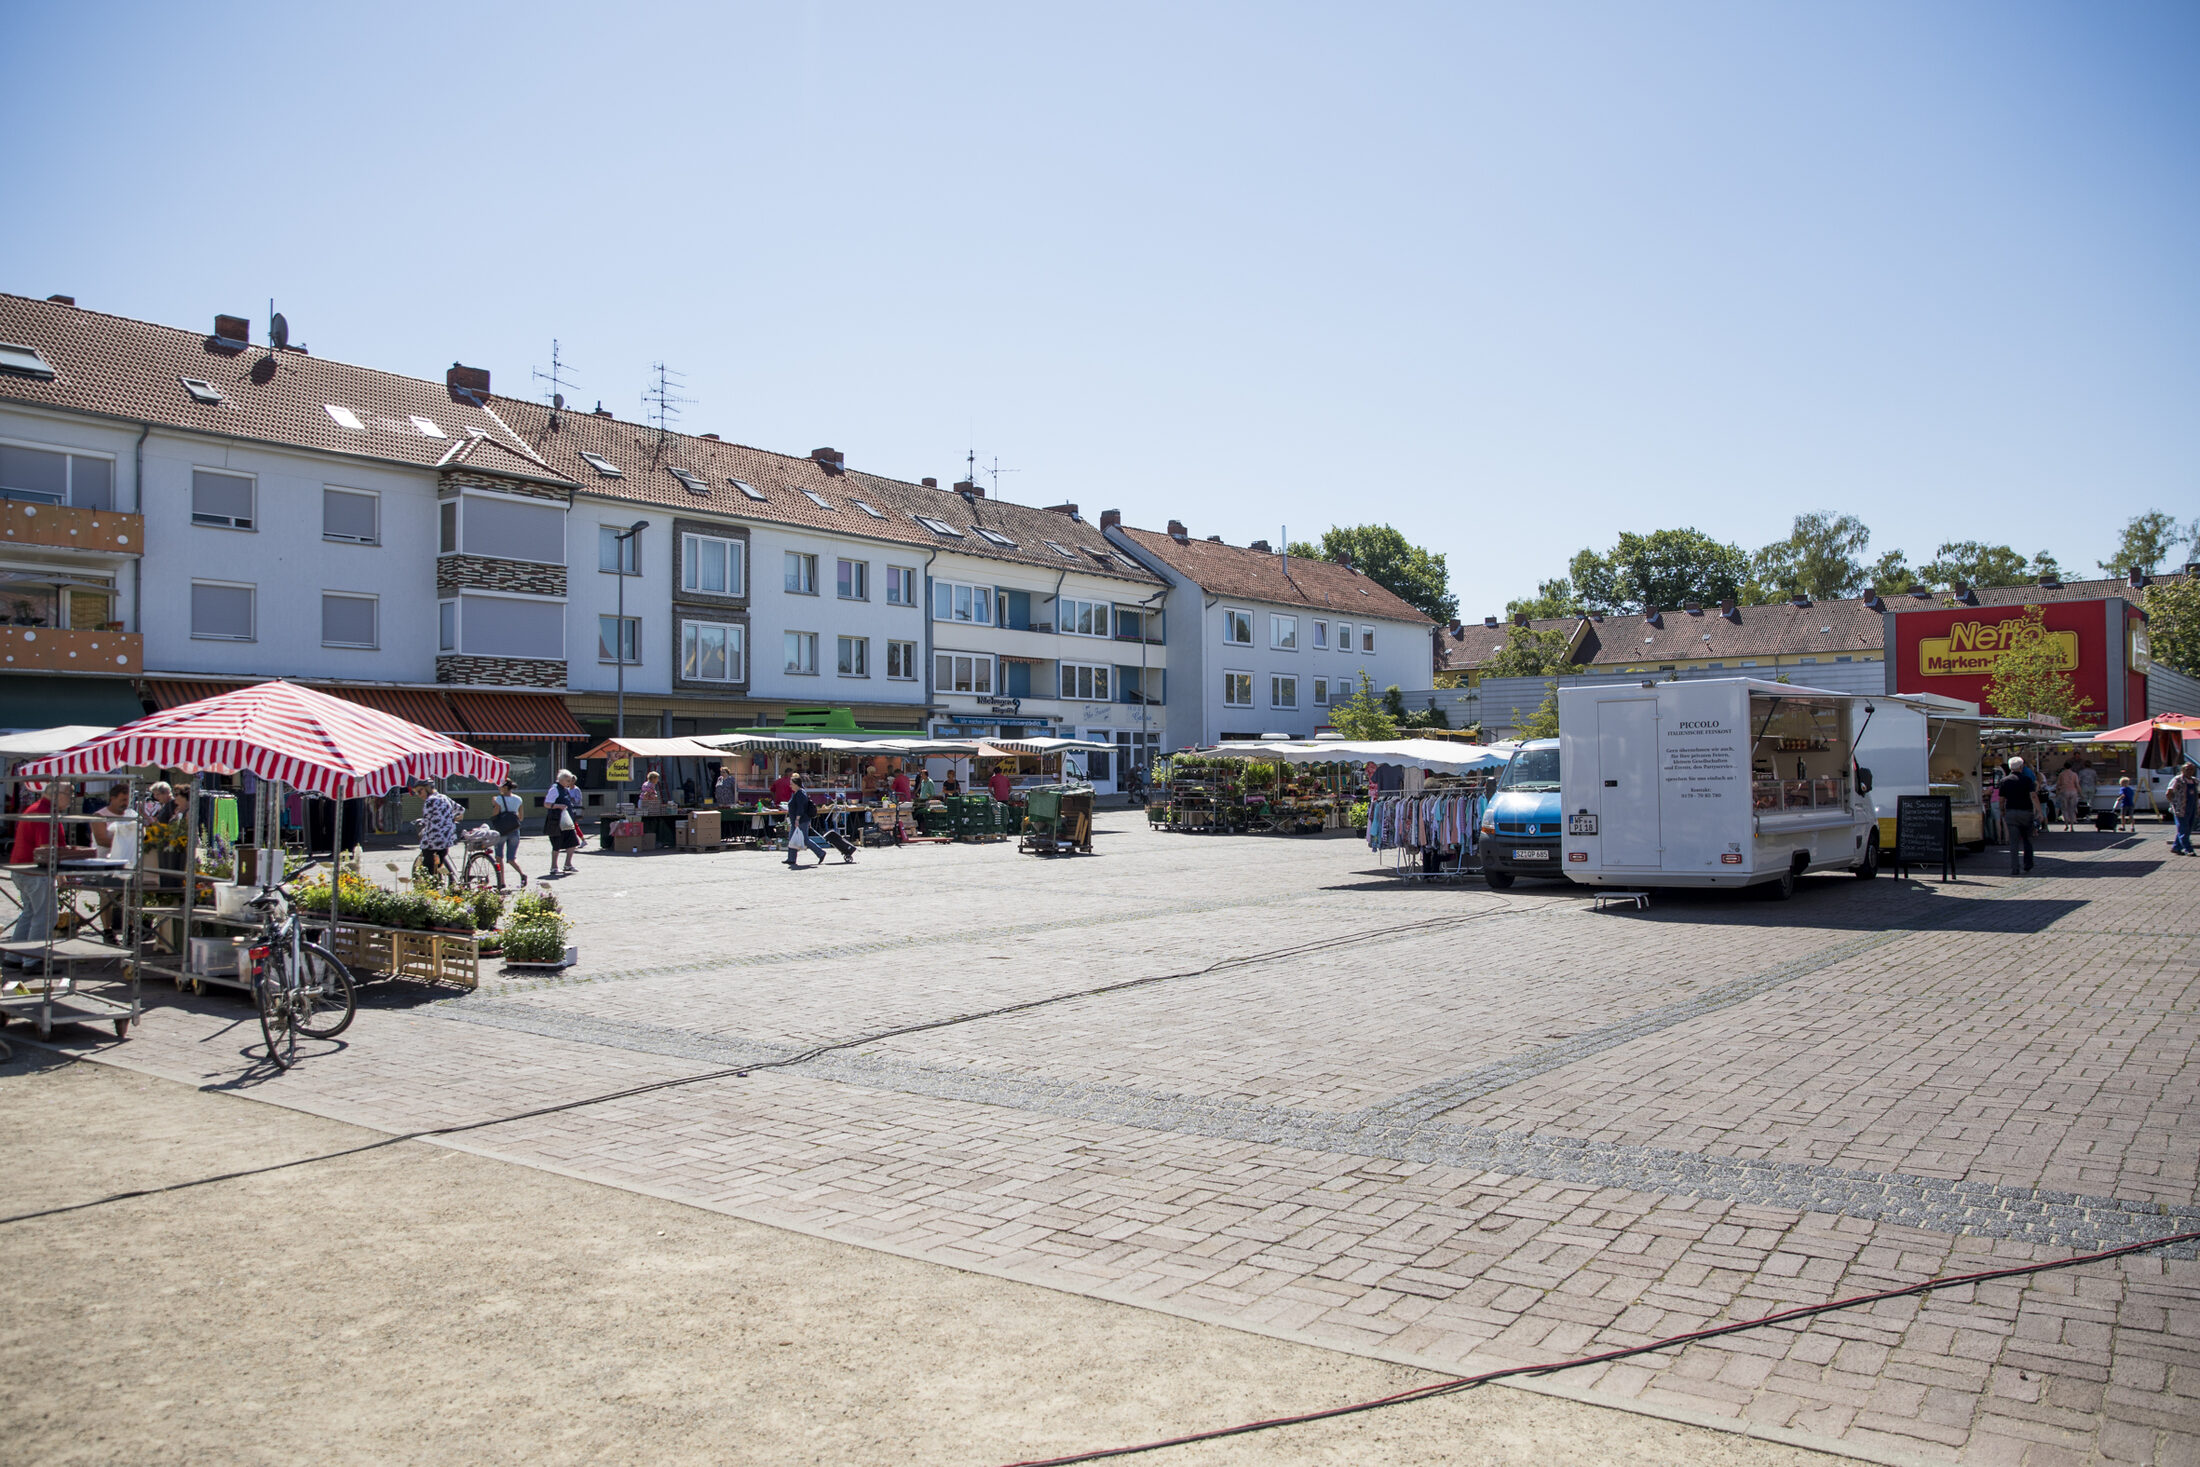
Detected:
left=984, top=456, right=1020, bottom=496
left=532, top=340, right=578, bottom=419
left=641, top=362, right=690, bottom=455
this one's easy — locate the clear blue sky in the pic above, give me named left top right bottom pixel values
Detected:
left=5, top=2, right=2194, bottom=613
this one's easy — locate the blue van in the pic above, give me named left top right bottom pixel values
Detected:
left=1480, top=738, right=1562, bottom=888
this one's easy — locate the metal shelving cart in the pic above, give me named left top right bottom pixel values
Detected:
left=0, top=770, right=143, bottom=1045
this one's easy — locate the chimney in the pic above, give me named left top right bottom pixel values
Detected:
left=2127, top=565, right=2148, bottom=588
left=955, top=480, right=981, bottom=497
left=1044, top=503, right=1079, bottom=518
left=1332, top=549, right=1353, bottom=568
left=1206, top=534, right=1223, bottom=542
left=1645, top=608, right=1663, bottom=628
left=1719, top=598, right=1738, bottom=621
left=1100, top=509, right=1121, bottom=530
left=1511, top=612, right=1529, bottom=627
left=1449, top=622, right=1465, bottom=638
left=594, top=403, right=613, bottom=417
left=1862, top=590, right=1883, bottom=611
left=46, top=294, right=74, bottom=306
left=700, top=432, right=720, bottom=440
left=921, top=477, right=938, bottom=489
left=1249, top=539, right=1271, bottom=554
left=1483, top=615, right=1498, bottom=628
left=2037, top=572, right=2061, bottom=588
left=213, top=314, right=251, bottom=347
left=1908, top=586, right=1933, bottom=598
left=812, top=448, right=845, bottom=475
left=1683, top=601, right=1703, bottom=615
left=1953, top=583, right=1978, bottom=605
left=446, top=362, right=491, bottom=400
left=1167, top=520, right=1188, bottom=542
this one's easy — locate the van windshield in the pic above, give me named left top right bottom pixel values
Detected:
left=1498, top=746, right=1560, bottom=793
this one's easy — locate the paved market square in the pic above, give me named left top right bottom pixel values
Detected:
left=51, top=816, right=2200, bottom=1465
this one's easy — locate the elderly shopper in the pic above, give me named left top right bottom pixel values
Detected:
left=544, top=769, right=586, bottom=876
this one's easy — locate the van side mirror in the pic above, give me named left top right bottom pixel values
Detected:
left=1855, top=767, right=1873, bottom=794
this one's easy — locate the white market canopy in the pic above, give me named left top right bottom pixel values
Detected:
left=981, top=737, right=1115, bottom=756
left=574, top=736, right=737, bottom=761
left=1246, top=737, right=1514, bottom=774
left=0, top=724, right=118, bottom=759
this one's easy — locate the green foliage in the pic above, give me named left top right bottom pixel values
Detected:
left=500, top=918, right=569, bottom=965
left=1513, top=683, right=1561, bottom=740
left=1504, top=577, right=1582, bottom=621
left=1479, top=625, right=1578, bottom=678
left=1983, top=606, right=2094, bottom=727
left=1569, top=528, right=1750, bottom=614
left=1919, top=541, right=2045, bottom=591
left=1867, top=549, right=1919, bottom=596
left=2100, top=510, right=2199, bottom=576
left=1284, top=525, right=1456, bottom=623
left=1381, top=685, right=1408, bottom=720
left=1328, top=672, right=1400, bottom=740
left=2143, top=578, right=2200, bottom=675
left=1347, top=799, right=1369, bottom=830
left=1750, top=512, right=1871, bottom=601
left=510, top=887, right=562, bottom=921
left=468, top=886, right=508, bottom=932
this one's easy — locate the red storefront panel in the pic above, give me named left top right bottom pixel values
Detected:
left=1890, top=599, right=2144, bottom=722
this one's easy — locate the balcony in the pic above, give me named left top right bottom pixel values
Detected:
left=0, top=500, right=143, bottom=557
left=0, top=625, right=142, bottom=674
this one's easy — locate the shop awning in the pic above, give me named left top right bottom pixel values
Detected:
left=321, top=685, right=466, bottom=734
left=2089, top=714, right=2200, bottom=743
left=0, top=675, right=145, bottom=731
left=147, top=679, right=251, bottom=709
left=692, top=734, right=824, bottom=754
left=449, top=690, right=587, bottom=740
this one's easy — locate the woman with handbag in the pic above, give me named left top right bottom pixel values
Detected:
left=544, top=769, right=585, bottom=877
left=490, top=779, right=529, bottom=889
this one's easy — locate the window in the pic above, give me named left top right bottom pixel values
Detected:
left=932, top=580, right=994, bottom=625
left=439, top=500, right=458, bottom=553
left=1312, top=620, right=1328, bottom=649
left=1362, top=627, right=1374, bottom=652
left=1312, top=677, right=1329, bottom=706
left=409, top=415, right=446, bottom=439
left=886, top=640, right=918, bottom=680
left=837, top=636, right=870, bottom=677
left=0, top=342, right=56, bottom=379
left=321, top=593, right=377, bottom=648
left=599, top=525, right=640, bottom=575
left=853, top=500, right=886, bottom=519
left=681, top=533, right=744, bottom=596
left=784, top=551, right=818, bottom=594
left=1060, top=662, right=1111, bottom=700
left=914, top=515, right=963, bottom=538
left=973, top=527, right=1018, bottom=548
left=1335, top=622, right=1350, bottom=652
left=191, top=581, right=255, bottom=641
left=669, top=467, right=708, bottom=496
left=886, top=566, right=915, bottom=605
left=681, top=620, right=745, bottom=683
left=1, top=444, right=112, bottom=509
left=1271, top=614, right=1297, bottom=650
left=1042, top=540, right=1077, bottom=559
left=322, top=487, right=378, bottom=544
left=1271, top=674, right=1298, bottom=709
left=732, top=479, right=766, bottom=501
left=324, top=403, right=364, bottom=431
left=439, top=601, right=456, bottom=652
left=1223, top=671, right=1253, bottom=707
left=191, top=468, right=254, bottom=529
left=1223, top=608, right=1252, bottom=645
left=934, top=652, right=994, bottom=694
left=458, top=494, right=564, bottom=563
left=579, top=451, right=623, bottom=478
left=784, top=631, right=819, bottom=674
left=598, top=614, right=640, bottom=664
left=836, top=558, right=868, bottom=600
left=801, top=489, right=833, bottom=509
left=1060, top=597, right=1111, bottom=637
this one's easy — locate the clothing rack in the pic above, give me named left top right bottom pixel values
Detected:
left=1365, top=782, right=1487, bottom=881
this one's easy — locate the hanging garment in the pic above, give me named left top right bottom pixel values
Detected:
left=212, top=794, right=240, bottom=841
left=1365, top=791, right=1483, bottom=855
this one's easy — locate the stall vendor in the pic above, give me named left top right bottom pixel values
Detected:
left=6, top=781, right=95, bottom=967
left=768, top=770, right=794, bottom=807
left=891, top=769, right=912, bottom=803
left=988, top=764, right=1016, bottom=803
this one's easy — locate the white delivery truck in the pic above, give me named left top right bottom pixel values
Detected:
left=1559, top=677, right=1879, bottom=898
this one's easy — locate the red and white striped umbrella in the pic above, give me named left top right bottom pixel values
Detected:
left=16, top=680, right=508, bottom=798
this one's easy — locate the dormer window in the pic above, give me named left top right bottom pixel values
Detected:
left=579, top=451, right=622, bottom=478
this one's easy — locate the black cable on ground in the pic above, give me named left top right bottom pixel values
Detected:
left=0, top=905, right=1515, bottom=1228
left=997, top=1227, right=2200, bottom=1466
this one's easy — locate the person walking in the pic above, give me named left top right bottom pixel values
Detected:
left=2114, top=775, right=2137, bottom=833
left=2169, top=765, right=2197, bottom=855
left=544, top=769, right=585, bottom=876
left=785, top=774, right=817, bottom=869
left=489, top=779, right=529, bottom=889
left=1998, top=756, right=2038, bottom=875
left=2055, top=762, right=2082, bottom=832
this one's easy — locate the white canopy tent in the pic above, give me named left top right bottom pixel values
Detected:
left=1244, top=738, right=1514, bottom=775
left=0, top=725, right=120, bottom=759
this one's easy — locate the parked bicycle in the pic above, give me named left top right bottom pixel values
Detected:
left=248, top=865, right=357, bottom=1069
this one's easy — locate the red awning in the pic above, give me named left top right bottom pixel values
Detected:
left=447, top=690, right=587, bottom=740
left=2090, top=714, right=2200, bottom=743
left=319, top=685, right=466, bottom=734
left=147, top=679, right=252, bottom=709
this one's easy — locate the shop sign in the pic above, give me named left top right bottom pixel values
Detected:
left=979, top=696, right=1022, bottom=712
left=606, top=756, right=632, bottom=781
left=2130, top=621, right=2153, bottom=675
left=1917, top=619, right=2077, bottom=678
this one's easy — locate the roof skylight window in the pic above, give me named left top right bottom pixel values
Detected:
left=732, top=479, right=767, bottom=501
left=670, top=467, right=710, bottom=496
left=324, top=403, right=365, bottom=431
left=972, top=527, right=1019, bottom=548
left=801, top=489, right=834, bottom=509
left=179, top=376, right=224, bottom=405
left=1111, top=552, right=1143, bottom=570
left=0, top=343, right=55, bottom=380
left=579, top=451, right=623, bottom=478
left=409, top=415, right=446, bottom=438
left=914, top=515, right=964, bottom=538
left=1043, top=540, right=1077, bottom=559
left=852, top=500, right=886, bottom=519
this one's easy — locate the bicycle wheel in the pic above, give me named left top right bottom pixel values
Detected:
left=288, top=943, right=357, bottom=1040
left=255, top=967, right=295, bottom=1069
left=462, top=850, right=497, bottom=889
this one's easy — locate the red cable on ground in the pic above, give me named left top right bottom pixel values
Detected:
left=999, top=1227, right=2200, bottom=1466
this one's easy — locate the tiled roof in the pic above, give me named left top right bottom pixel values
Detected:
left=1885, top=573, right=2190, bottom=610
left=1111, top=526, right=1430, bottom=623
left=1441, top=600, right=1888, bottom=672
left=0, top=293, right=561, bottom=481
left=491, top=398, right=1164, bottom=589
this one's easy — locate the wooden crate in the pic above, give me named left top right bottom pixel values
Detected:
left=319, top=922, right=478, bottom=991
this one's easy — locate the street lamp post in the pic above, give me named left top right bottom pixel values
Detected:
left=613, top=521, right=648, bottom=747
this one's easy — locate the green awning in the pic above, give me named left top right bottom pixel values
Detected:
left=0, top=675, right=145, bottom=733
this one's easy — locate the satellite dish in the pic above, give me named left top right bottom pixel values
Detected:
left=554, top=393, right=565, bottom=409
left=269, top=312, right=290, bottom=351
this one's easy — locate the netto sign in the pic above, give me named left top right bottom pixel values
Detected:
left=1917, top=619, right=2078, bottom=678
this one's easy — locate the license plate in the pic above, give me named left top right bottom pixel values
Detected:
left=1569, top=814, right=1597, bottom=835
left=1512, top=848, right=1550, bottom=860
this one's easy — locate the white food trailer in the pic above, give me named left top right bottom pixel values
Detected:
left=1558, top=677, right=1879, bottom=897
left=1851, top=692, right=1991, bottom=853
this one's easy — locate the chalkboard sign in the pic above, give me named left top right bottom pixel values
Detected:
left=1895, top=794, right=1953, bottom=883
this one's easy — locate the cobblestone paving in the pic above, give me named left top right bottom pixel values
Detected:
left=66, top=818, right=2200, bottom=1465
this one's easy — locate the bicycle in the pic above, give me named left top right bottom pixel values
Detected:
left=248, top=868, right=358, bottom=1070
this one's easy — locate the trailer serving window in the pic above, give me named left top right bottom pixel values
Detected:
left=1751, top=697, right=1848, bottom=813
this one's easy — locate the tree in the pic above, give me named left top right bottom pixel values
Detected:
left=2100, top=510, right=2200, bottom=577
left=1568, top=528, right=1751, bottom=614
left=2144, top=578, right=2200, bottom=676
left=1750, top=512, right=1872, bottom=601
left=1505, top=577, right=1582, bottom=622
left=1479, top=625, right=1579, bottom=678
left=1285, top=525, right=1456, bottom=623
left=1328, top=672, right=1399, bottom=740
left=1982, top=606, right=2093, bottom=727
left=1513, top=683, right=1560, bottom=740
left=1868, top=549, right=1920, bottom=596
left=1919, top=541, right=2043, bottom=590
